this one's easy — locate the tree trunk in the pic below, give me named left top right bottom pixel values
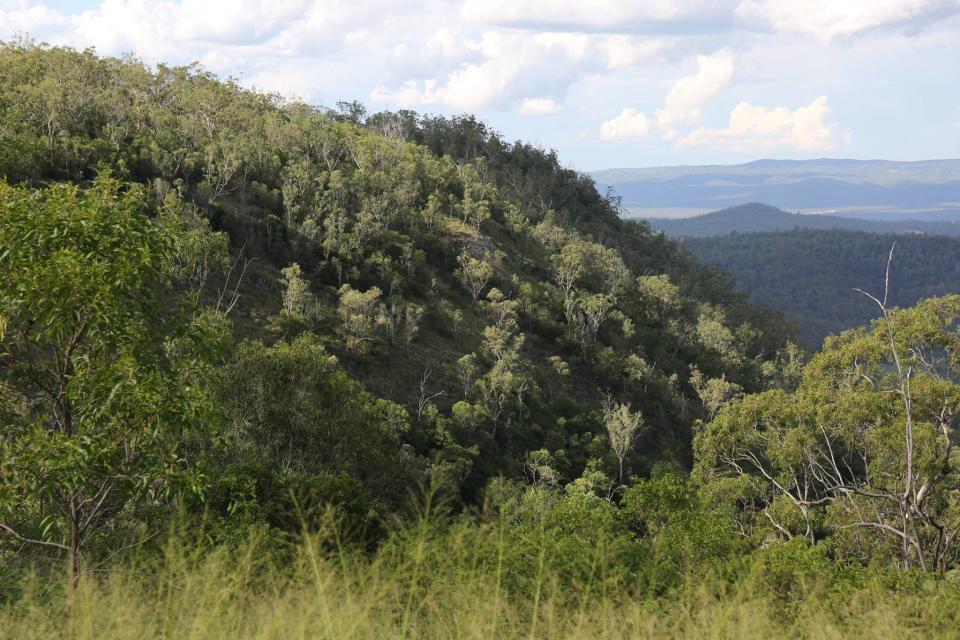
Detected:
left=68, top=495, right=81, bottom=586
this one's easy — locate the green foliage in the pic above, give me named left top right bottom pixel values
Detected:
left=158, top=191, right=234, bottom=304
left=0, top=177, right=219, bottom=573
left=0, top=43, right=796, bottom=495
left=278, top=263, right=319, bottom=322
left=622, top=474, right=743, bottom=591
left=218, top=333, right=417, bottom=504
left=603, top=399, right=644, bottom=483
left=0, top=43, right=855, bottom=607
left=337, top=285, right=382, bottom=352
left=456, top=249, right=497, bottom=302
left=695, top=295, right=960, bottom=572
left=689, top=366, right=743, bottom=421
left=684, top=228, right=960, bottom=345
left=636, top=273, right=682, bottom=327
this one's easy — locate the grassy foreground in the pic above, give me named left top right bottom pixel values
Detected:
left=3, top=521, right=960, bottom=640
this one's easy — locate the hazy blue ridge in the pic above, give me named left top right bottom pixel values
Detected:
left=638, top=202, right=960, bottom=237
left=591, top=158, right=960, bottom=215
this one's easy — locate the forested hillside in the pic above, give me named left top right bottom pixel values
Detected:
left=0, top=40, right=800, bottom=499
left=684, top=228, right=960, bottom=345
left=3, top=42, right=960, bottom=638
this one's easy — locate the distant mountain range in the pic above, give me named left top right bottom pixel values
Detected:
left=641, top=202, right=960, bottom=237
left=596, top=159, right=960, bottom=343
left=592, top=158, right=960, bottom=220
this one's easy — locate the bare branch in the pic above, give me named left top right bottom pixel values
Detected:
left=883, top=242, right=896, bottom=307
left=415, top=369, right=446, bottom=423
left=0, top=523, right=68, bottom=552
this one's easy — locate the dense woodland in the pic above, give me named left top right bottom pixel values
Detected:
left=684, top=228, right=960, bottom=345
left=2, top=42, right=960, bottom=637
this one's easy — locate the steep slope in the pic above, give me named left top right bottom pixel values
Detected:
left=683, top=228, right=960, bottom=345
left=641, top=203, right=960, bottom=237
left=0, top=42, right=795, bottom=504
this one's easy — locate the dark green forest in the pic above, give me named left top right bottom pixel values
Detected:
left=683, top=228, right=960, bottom=345
left=2, top=43, right=960, bottom=638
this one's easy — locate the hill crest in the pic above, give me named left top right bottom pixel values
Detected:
left=641, top=202, right=960, bottom=237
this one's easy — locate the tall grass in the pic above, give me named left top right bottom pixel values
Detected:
left=2, top=518, right=959, bottom=639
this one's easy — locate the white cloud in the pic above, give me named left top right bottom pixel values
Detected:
left=1, top=0, right=953, bottom=165
left=600, top=108, right=652, bottom=140
left=461, top=0, right=736, bottom=32
left=663, top=51, right=734, bottom=113
left=520, top=97, right=560, bottom=114
left=0, top=3, right=70, bottom=37
left=735, top=0, right=960, bottom=42
left=114, top=0, right=382, bottom=58
left=370, top=30, right=649, bottom=111
left=443, top=61, right=527, bottom=110
left=600, top=35, right=669, bottom=69
left=385, top=26, right=480, bottom=81
left=369, top=79, right=443, bottom=108
left=5, top=1, right=398, bottom=71
left=601, top=49, right=735, bottom=142
left=370, top=58, right=528, bottom=112
left=678, top=96, right=841, bottom=151
left=16, top=0, right=926, bottom=128
left=172, top=1, right=308, bottom=45
left=461, top=0, right=960, bottom=41
left=655, top=50, right=734, bottom=134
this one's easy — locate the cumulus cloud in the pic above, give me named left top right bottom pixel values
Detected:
left=385, top=26, right=481, bottom=81
left=370, top=30, right=646, bottom=111
left=0, top=2, right=71, bottom=38
left=461, top=0, right=736, bottom=32
left=461, top=0, right=959, bottom=41
left=15, top=0, right=640, bottom=114
left=600, top=55, right=844, bottom=152
left=2, top=0, right=954, bottom=161
left=369, top=79, right=442, bottom=108
left=655, top=50, right=734, bottom=135
left=5, top=0, right=398, bottom=72
left=600, top=108, right=652, bottom=140
left=678, top=96, right=841, bottom=151
left=520, top=97, right=560, bottom=114
left=370, top=47, right=527, bottom=111
left=600, top=35, right=670, bottom=69
left=600, top=49, right=735, bottom=142
left=736, top=0, right=960, bottom=42
left=662, top=51, right=734, bottom=114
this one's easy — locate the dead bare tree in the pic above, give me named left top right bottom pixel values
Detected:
left=711, top=243, right=960, bottom=572
left=215, top=250, right=250, bottom=316
left=415, top=370, right=446, bottom=423
left=842, top=242, right=957, bottom=572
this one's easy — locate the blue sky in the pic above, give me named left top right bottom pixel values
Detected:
left=3, top=0, right=958, bottom=170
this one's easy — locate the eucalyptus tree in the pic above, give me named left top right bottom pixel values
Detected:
left=695, top=291, right=960, bottom=572
left=0, top=178, right=218, bottom=580
left=337, top=285, right=382, bottom=352
left=456, top=249, right=496, bottom=303
left=603, top=399, right=644, bottom=484
left=279, top=263, right=319, bottom=322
